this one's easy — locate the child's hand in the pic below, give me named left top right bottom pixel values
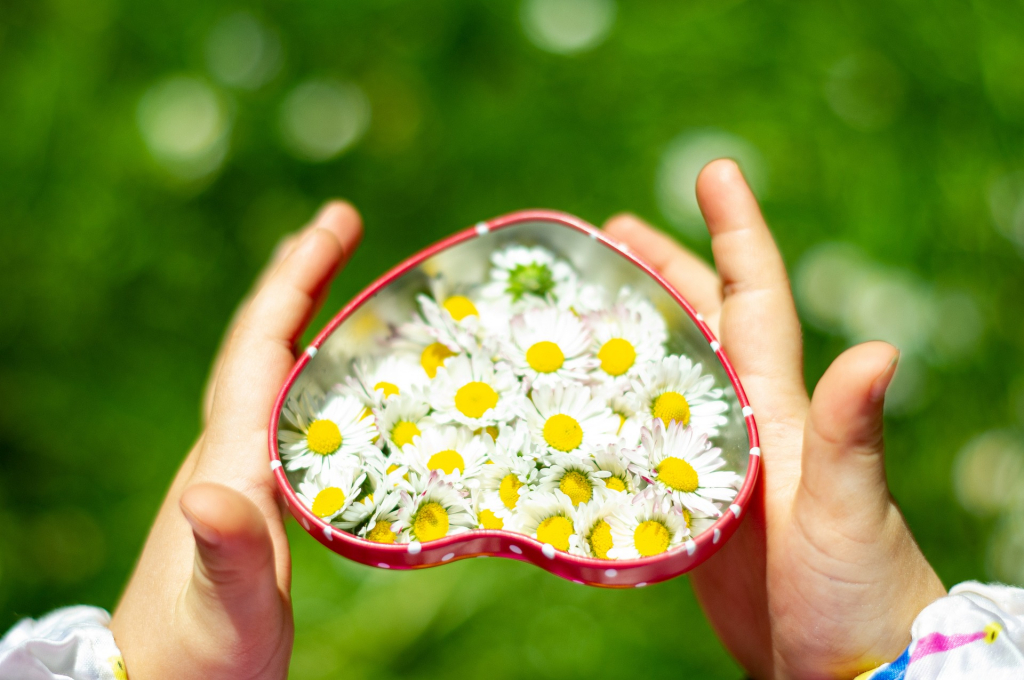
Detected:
left=109, top=202, right=363, bottom=680
left=605, top=161, right=946, bottom=680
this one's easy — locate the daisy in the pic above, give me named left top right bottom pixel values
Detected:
left=393, top=471, right=477, bottom=543
left=343, top=355, right=427, bottom=409
left=570, top=496, right=631, bottom=559
left=480, top=245, right=577, bottom=307
left=525, top=384, right=619, bottom=456
left=361, top=447, right=413, bottom=494
left=584, top=304, right=666, bottom=386
left=427, top=275, right=511, bottom=342
left=536, top=453, right=609, bottom=507
left=516, top=490, right=580, bottom=553
left=559, top=281, right=609, bottom=316
left=331, top=468, right=382, bottom=530
left=279, top=389, right=378, bottom=477
left=358, top=490, right=403, bottom=544
left=471, top=487, right=508, bottom=531
left=607, top=490, right=689, bottom=560
left=505, top=306, right=597, bottom=388
left=295, top=466, right=367, bottom=524
left=392, top=295, right=477, bottom=379
left=591, top=443, right=641, bottom=495
left=402, top=425, right=490, bottom=489
left=616, top=286, right=669, bottom=339
left=429, top=353, right=526, bottom=429
left=601, top=385, right=647, bottom=448
left=375, top=394, right=436, bottom=451
left=632, top=419, right=741, bottom=518
left=479, top=428, right=540, bottom=524
left=629, top=355, right=729, bottom=437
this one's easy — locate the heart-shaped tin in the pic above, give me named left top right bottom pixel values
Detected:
left=269, top=209, right=759, bottom=587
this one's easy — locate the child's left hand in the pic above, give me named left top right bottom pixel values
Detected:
left=109, top=202, right=363, bottom=680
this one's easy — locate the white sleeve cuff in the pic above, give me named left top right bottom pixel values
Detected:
left=861, top=581, right=1024, bottom=679
left=0, top=606, right=127, bottom=680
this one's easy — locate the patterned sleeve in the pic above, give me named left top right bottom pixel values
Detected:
left=0, top=606, right=128, bottom=680
left=856, top=581, right=1024, bottom=680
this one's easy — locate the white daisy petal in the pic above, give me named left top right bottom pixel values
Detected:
left=402, top=425, right=490, bottom=490
left=607, top=490, right=689, bottom=560
left=393, top=471, right=477, bottom=543
left=632, top=419, right=741, bottom=518
left=430, top=353, right=527, bottom=429
left=279, top=388, right=378, bottom=477
left=516, top=490, right=580, bottom=554
left=505, top=306, right=598, bottom=388
left=295, top=466, right=367, bottom=523
left=629, top=355, right=729, bottom=438
left=525, top=383, right=619, bottom=456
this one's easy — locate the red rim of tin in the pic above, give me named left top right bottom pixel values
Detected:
left=269, top=209, right=760, bottom=588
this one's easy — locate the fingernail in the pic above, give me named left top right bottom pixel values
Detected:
left=869, top=350, right=900, bottom=403
left=181, top=502, right=221, bottom=547
left=311, top=200, right=343, bottom=228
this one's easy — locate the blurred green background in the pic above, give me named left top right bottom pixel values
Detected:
left=4, top=0, right=1024, bottom=677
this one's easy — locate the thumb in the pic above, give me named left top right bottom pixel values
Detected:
left=179, top=483, right=288, bottom=639
left=800, top=341, right=900, bottom=524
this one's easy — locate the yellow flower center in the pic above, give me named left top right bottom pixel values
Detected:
left=589, top=520, right=613, bottom=559
left=605, top=476, right=626, bottom=492
left=652, top=391, right=691, bottom=426
left=616, top=413, right=626, bottom=434
left=385, top=463, right=410, bottom=482
left=475, top=425, right=500, bottom=441
left=526, top=340, right=565, bottom=373
left=367, top=520, right=396, bottom=543
left=359, top=406, right=374, bottom=421
left=543, top=414, right=583, bottom=452
left=634, top=520, right=671, bottom=556
left=311, top=486, right=346, bottom=518
left=443, top=295, right=478, bottom=320
left=306, top=419, right=342, bottom=455
left=598, top=338, right=637, bottom=376
left=479, top=509, right=504, bottom=529
left=374, top=381, right=400, bottom=398
left=499, top=474, right=523, bottom=510
left=421, top=342, right=455, bottom=378
left=683, top=508, right=692, bottom=529
left=657, top=456, right=699, bottom=493
left=413, top=501, right=449, bottom=542
left=536, top=515, right=573, bottom=551
left=454, top=381, right=499, bottom=418
left=558, top=470, right=593, bottom=506
left=391, top=421, right=421, bottom=448
left=427, top=449, right=465, bottom=475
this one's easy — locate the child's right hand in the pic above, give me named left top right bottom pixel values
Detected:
left=605, top=160, right=947, bottom=680
left=109, top=202, right=363, bottom=680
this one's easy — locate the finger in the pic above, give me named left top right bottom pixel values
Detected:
left=202, top=232, right=301, bottom=423
left=603, top=213, right=723, bottom=332
left=799, top=342, right=899, bottom=525
left=697, top=159, right=807, bottom=421
left=201, top=201, right=362, bottom=479
left=180, top=483, right=290, bottom=663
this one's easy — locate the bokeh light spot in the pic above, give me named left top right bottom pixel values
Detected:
left=825, top=51, right=906, bottom=131
left=136, top=76, right=231, bottom=181
left=279, top=79, right=371, bottom=162
left=205, top=12, right=282, bottom=90
left=954, top=431, right=1024, bottom=517
left=656, top=129, right=766, bottom=238
left=521, top=0, right=616, bottom=55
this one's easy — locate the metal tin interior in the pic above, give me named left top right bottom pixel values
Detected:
left=282, top=218, right=751, bottom=529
